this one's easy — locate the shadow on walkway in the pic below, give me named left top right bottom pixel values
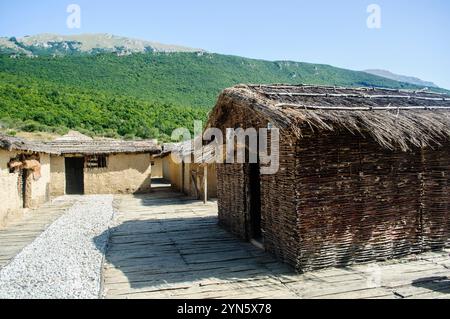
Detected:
left=412, top=276, right=450, bottom=294
left=94, top=214, right=294, bottom=290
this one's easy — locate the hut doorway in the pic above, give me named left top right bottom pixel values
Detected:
left=65, top=157, right=85, bottom=195
left=248, top=163, right=262, bottom=243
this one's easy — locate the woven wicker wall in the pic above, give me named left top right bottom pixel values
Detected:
left=215, top=100, right=269, bottom=240
left=421, top=147, right=450, bottom=251
left=216, top=163, right=248, bottom=239
left=214, top=99, right=300, bottom=253
left=260, top=138, right=298, bottom=266
left=294, top=128, right=450, bottom=272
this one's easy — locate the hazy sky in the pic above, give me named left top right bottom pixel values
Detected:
left=0, top=0, right=449, bottom=88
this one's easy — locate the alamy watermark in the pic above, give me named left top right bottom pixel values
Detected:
left=365, top=264, right=382, bottom=288
left=367, top=4, right=382, bottom=29
left=170, top=121, right=280, bottom=175
left=67, top=4, right=81, bottom=29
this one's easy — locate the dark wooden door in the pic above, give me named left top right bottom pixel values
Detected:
left=65, top=157, right=84, bottom=195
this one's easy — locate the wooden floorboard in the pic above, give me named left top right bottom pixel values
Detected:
left=102, top=191, right=450, bottom=299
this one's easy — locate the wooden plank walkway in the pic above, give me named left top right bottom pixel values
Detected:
left=0, top=197, right=77, bottom=269
left=102, top=191, right=450, bottom=299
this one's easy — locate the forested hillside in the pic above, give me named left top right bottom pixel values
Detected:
left=0, top=51, right=439, bottom=141
left=0, top=72, right=206, bottom=140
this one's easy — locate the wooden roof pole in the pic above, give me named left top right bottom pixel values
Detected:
left=275, top=104, right=450, bottom=111
left=203, top=165, right=208, bottom=204
left=181, top=162, right=185, bottom=194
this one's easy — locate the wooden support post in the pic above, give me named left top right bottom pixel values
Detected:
left=181, top=162, right=185, bottom=194
left=203, top=165, right=208, bottom=204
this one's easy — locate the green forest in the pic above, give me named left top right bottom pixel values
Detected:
left=0, top=52, right=441, bottom=141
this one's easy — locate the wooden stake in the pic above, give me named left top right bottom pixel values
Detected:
left=204, top=165, right=208, bottom=204
left=181, top=162, right=185, bottom=194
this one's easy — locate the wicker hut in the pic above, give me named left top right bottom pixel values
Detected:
left=207, top=84, right=450, bottom=272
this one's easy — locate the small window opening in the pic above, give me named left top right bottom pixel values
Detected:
left=85, top=155, right=108, bottom=169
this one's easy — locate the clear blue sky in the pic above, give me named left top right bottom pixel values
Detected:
left=0, top=0, right=449, bottom=88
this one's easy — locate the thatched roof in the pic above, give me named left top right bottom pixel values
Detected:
left=46, top=130, right=160, bottom=155
left=0, top=134, right=59, bottom=154
left=54, top=131, right=93, bottom=142
left=47, top=139, right=161, bottom=155
left=162, top=139, right=219, bottom=164
left=0, top=132, right=161, bottom=155
left=207, top=84, right=450, bottom=151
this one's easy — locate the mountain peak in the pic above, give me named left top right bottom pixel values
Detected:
left=364, top=69, right=438, bottom=89
left=0, top=33, right=204, bottom=56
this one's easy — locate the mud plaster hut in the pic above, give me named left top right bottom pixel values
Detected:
left=0, top=134, right=58, bottom=227
left=47, top=132, right=161, bottom=195
left=207, top=84, right=450, bottom=272
left=158, top=140, right=217, bottom=201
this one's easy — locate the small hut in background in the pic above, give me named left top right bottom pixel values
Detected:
left=47, top=132, right=161, bottom=195
left=158, top=140, right=217, bottom=202
left=207, top=84, right=450, bottom=272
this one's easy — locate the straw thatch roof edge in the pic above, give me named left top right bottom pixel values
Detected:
left=46, top=139, right=161, bottom=155
left=206, top=84, right=450, bottom=151
left=0, top=134, right=60, bottom=155
left=0, top=134, right=161, bottom=155
left=161, top=139, right=220, bottom=164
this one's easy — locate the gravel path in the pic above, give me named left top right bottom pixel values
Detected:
left=0, top=195, right=114, bottom=299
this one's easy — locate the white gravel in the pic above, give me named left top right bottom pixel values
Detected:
left=0, top=195, right=114, bottom=299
